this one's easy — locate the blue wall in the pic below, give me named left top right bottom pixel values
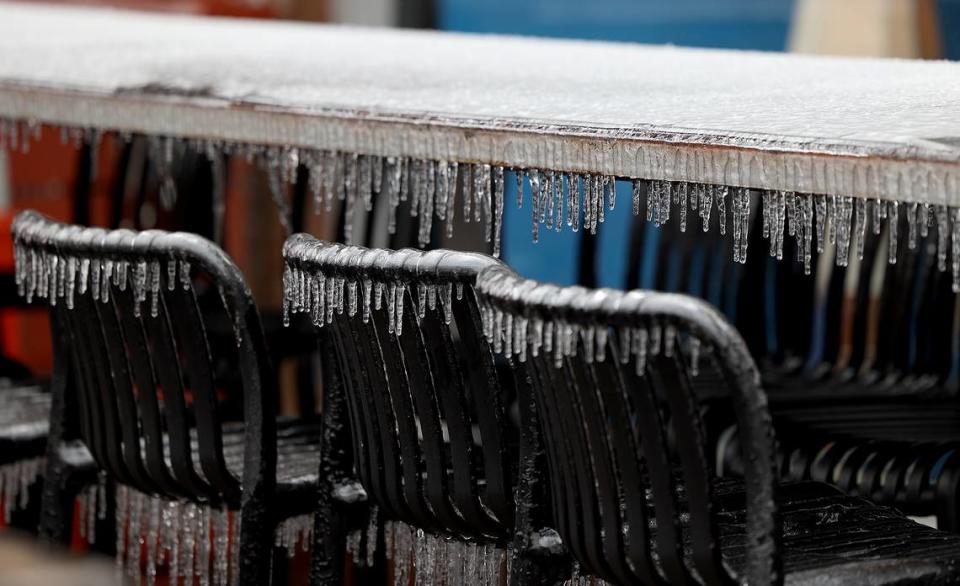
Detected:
left=438, top=0, right=795, bottom=287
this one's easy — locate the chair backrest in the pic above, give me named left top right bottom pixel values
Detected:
left=12, top=210, right=276, bottom=508
left=475, top=266, right=781, bottom=586
left=281, top=234, right=515, bottom=543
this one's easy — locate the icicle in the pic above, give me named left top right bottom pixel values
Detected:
left=717, top=186, right=728, bottom=235
left=664, top=325, right=676, bottom=358
left=732, top=189, right=751, bottom=264
left=888, top=201, right=899, bottom=264
left=873, top=199, right=883, bottom=235
left=953, top=208, right=960, bottom=293
left=815, top=195, right=828, bottom=253
left=183, top=504, right=198, bottom=583
left=436, top=161, right=450, bottom=224
left=360, top=155, right=374, bottom=213
left=445, top=162, right=459, bottom=238
left=267, top=163, right=293, bottom=237
left=908, top=202, right=920, bottom=250
left=606, top=175, right=617, bottom=211
left=493, top=166, right=505, bottom=257
left=365, top=506, right=379, bottom=567
left=835, top=196, right=853, bottom=267
left=801, top=194, right=814, bottom=274
left=179, top=260, right=191, bottom=291
left=634, top=328, right=648, bottom=376
left=149, top=260, right=161, bottom=318
left=632, top=180, right=642, bottom=217
left=146, top=497, right=160, bottom=586
left=828, top=195, right=838, bottom=246
left=362, top=278, right=373, bottom=323
left=529, top=170, right=541, bottom=242
left=688, top=337, right=701, bottom=377
left=939, top=205, right=950, bottom=271
left=702, top=184, right=715, bottom=232
left=461, top=163, right=474, bottom=223
left=854, top=197, right=867, bottom=261
left=199, top=506, right=212, bottom=586
left=679, top=184, right=688, bottom=232
left=385, top=157, right=401, bottom=235
left=478, top=164, right=492, bottom=242
left=64, top=255, right=77, bottom=309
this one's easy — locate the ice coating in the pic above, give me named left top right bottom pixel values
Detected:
left=476, top=268, right=707, bottom=375
left=1, top=3, right=959, bottom=206
left=0, top=457, right=45, bottom=524
left=84, top=484, right=312, bottom=585
left=385, top=521, right=508, bottom=586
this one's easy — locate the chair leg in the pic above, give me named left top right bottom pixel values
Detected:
left=935, top=460, right=960, bottom=533
left=309, top=496, right=348, bottom=586
left=510, top=373, right=572, bottom=586
left=238, top=497, right=275, bottom=586
left=311, top=332, right=355, bottom=586
left=38, top=445, right=76, bottom=544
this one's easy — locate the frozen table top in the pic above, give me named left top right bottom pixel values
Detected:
left=1, top=2, right=959, bottom=204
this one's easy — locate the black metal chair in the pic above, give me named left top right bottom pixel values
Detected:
left=475, top=266, right=960, bottom=585
left=283, top=234, right=566, bottom=586
left=12, top=210, right=321, bottom=586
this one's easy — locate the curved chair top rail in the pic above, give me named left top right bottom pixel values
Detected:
left=281, top=232, right=506, bottom=333
left=474, top=265, right=782, bottom=586
left=12, top=210, right=255, bottom=338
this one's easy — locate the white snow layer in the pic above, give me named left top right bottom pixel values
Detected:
left=1, top=2, right=960, bottom=203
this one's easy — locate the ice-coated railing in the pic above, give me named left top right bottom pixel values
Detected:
left=3, top=3, right=960, bottom=280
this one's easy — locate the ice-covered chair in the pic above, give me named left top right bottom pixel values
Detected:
left=282, top=234, right=568, bottom=586
left=13, top=210, right=322, bottom=586
left=475, top=266, right=960, bottom=585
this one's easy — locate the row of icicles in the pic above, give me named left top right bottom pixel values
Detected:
left=280, top=259, right=703, bottom=377
left=385, top=520, right=511, bottom=586
left=281, top=261, right=465, bottom=336
left=5, top=120, right=960, bottom=286
left=0, top=457, right=44, bottom=524
left=78, top=481, right=316, bottom=586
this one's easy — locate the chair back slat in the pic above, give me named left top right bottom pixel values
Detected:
left=112, top=286, right=181, bottom=495
left=451, top=295, right=513, bottom=527
left=166, top=282, right=237, bottom=498
left=93, top=293, right=153, bottom=490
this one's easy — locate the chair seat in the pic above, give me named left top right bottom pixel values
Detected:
left=714, top=480, right=960, bottom=585
left=223, top=418, right=322, bottom=493
left=716, top=396, right=960, bottom=529
left=0, top=383, right=50, bottom=465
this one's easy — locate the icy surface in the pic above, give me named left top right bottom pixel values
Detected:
left=1, top=4, right=960, bottom=204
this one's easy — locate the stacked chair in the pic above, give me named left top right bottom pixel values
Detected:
left=474, top=263, right=960, bottom=585
left=281, top=234, right=567, bottom=586
left=620, top=188, right=960, bottom=532
left=12, top=211, right=322, bottom=586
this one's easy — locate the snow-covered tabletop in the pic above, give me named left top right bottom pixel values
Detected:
left=1, top=2, right=960, bottom=205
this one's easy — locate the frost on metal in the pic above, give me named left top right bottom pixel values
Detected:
left=281, top=237, right=473, bottom=335
left=0, top=457, right=44, bottom=523
left=3, top=4, right=960, bottom=269
left=475, top=267, right=704, bottom=376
